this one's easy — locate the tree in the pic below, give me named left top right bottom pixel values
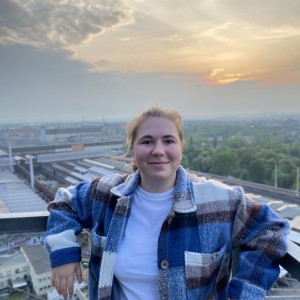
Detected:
left=182, top=144, right=201, bottom=169
left=289, top=144, right=300, bottom=157
left=237, top=147, right=257, bottom=169
left=248, top=159, right=266, bottom=183
left=264, top=158, right=277, bottom=185
left=277, top=157, right=296, bottom=189
left=210, top=147, right=239, bottom=176
left=222, top=136, right=248, bottom=149
left=193, top=154, right=211, bottom=172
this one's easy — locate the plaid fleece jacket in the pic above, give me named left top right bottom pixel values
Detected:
left=44, top=166, right=289, bottom=300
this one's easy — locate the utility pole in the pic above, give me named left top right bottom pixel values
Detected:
left=8, top=143, right=13, bottom=172
left=274, top=164, right=278, bottom=189
left=29, top=155, right=35, bottom=190
left=297, top=167, right=299, bottom=196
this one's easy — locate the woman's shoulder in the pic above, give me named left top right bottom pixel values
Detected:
left=191, top=176, right=245, bottom=203
left=91, top=173, right=130, bottom=196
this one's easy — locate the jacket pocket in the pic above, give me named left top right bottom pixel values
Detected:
left=184, top=246, right=226, bottom=290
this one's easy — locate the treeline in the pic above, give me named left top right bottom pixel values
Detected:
left=181, top=118, right=300, bottom=190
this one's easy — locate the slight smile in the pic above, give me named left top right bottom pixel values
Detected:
left=148, top=161, right=169, bottom=165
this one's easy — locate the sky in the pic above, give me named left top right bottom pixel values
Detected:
left=1, top=0, right=300, bottom=124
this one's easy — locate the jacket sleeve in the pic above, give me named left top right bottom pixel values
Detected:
left=228, top=187, right=290, bottom=300
left=43, top=181, right=94, bottom=268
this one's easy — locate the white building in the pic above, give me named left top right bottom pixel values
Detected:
left=0, top=251, right=29, bottom=291
left=47, top=281, right=88, bottom=300
left=21, top=244, right=52, bottom=296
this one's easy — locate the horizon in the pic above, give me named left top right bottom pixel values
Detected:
left=1, top=112, right=300, bottom=127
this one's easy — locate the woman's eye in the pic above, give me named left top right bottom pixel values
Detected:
left=142, top=140, right=152, bottom=144
left=165, top=139, right=175, bottom=144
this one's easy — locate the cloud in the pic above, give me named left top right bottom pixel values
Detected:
left=1, top=0, right=300, bottom=87
left=0, top=0, right=134, bottom=51
left=204, top=69, right=268, bottom=86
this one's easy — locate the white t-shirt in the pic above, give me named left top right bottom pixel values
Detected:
left=114, top=186, right=173, bottom=300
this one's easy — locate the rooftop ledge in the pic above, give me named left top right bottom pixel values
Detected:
left=0, top=211, right=49, bottom=234
left=0, top=211, right=299, bottom=281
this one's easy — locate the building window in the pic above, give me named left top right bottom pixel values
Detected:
left=15, top=268, right=20, bottom=274
left=7, top=271, right=11, bottom=277
left=0, top=273, right=2, bottom=278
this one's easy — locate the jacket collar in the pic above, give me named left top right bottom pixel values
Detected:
left=110, top=166, right=198, bottom=213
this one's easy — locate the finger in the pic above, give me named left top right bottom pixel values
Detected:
left=67, top=275, right=74, bottom=296
left=54, top=276, right=61, bottom=294
left=60, top=277, right=67, bottom=298
left=75, top=264, right=83, bottom=283
left=51, top=273, right=55, bottom=287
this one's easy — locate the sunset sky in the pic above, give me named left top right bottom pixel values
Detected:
left=1, top=0, right=300, bottom=123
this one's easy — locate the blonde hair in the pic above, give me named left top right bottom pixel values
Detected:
left=126, top=106, right=184, bottom=171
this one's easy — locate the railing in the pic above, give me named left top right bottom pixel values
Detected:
left=1, top=212, right=300, bottom=281
left=191, top=170, right=300, bottom=205
left=279, top=239, right=300, bottom=280
left=0, top=211, right=49, bottom=234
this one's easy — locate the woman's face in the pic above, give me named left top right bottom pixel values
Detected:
left=133, top=116, right=183, bottom=192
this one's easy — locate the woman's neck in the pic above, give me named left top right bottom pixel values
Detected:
left=139, top=176, right=176, bottom=193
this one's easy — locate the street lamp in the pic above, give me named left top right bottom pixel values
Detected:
left=296, top=167, right=299, bottom=196
left=274, top=164, right=278, bottom=189
left=8, top=143, right=14, bottom=172
left=25, top=155, right=36, bottom=190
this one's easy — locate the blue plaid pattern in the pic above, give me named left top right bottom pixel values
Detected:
left=44, top=166, right=289, bottom=300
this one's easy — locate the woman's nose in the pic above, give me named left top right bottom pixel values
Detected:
left=151, top=142, right=164, bottom=155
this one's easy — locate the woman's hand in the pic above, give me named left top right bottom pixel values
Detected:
left=51, top=262, right=83, bottom=298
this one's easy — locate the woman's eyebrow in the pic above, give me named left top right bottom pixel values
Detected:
left=138, top=134, right=176, bottom=140
left=137, top=135, right=153, bottom=142
left=139, top=135, right=153, bottom=140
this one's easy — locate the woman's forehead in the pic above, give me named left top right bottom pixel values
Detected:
left=136, top=117, right=179, bottom=137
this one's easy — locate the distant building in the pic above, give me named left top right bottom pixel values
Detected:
left=47, top=281, right=88, bottom=300
left=0, top=251, right=30, bottom=292
left=21, top=244, right=52, bottom=297
left=72, top=143, right=85, bottom=152
left=0, top=235, right=41, bottom=253
left=39, top=126, right=47, bottom=142
left=47, top=288, right=67, bottom=300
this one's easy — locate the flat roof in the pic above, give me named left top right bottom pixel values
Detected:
left=21, top=244, right=51, bottom=275
left=0, top=250, right=27, bottom=266
left=291, top=216, right=300, bottom=232
left=277, top=205, right=300, bottom=220
left=0, top=169, right=47, bottom=213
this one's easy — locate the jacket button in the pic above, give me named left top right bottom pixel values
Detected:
left=160, top=260, right=169, bottom=270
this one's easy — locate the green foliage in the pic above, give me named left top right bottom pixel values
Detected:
left=222, top=137, right=248, bottom=149
left=210, top=147, right=239, bottom=176
left=248, top=159, right=266, bottom=183
left=288, top=144, right=300, bottom=158
left=182, top=118, right=300, bottom=190
left=236, top=147, right=257, bottom=169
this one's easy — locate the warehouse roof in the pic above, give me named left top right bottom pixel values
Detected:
left=0, top=169, right=47, bottom=213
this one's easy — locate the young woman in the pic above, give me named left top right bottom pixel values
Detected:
left=44, top=106, right=289, bottom=299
